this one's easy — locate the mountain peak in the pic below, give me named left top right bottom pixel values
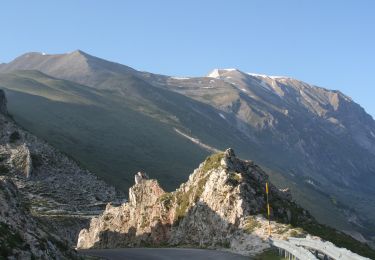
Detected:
left=72, top=49, right=85, bottom=54
left=206, top=68, right=241, bottom=78
left=0, top=50, right=137, bottom=88
left=69, top=49, right=91, bottom=58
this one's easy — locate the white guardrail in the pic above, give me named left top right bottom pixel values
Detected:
left=270, top=239, right=318, bottom=260
left=288, top=237, right=371, bottom=260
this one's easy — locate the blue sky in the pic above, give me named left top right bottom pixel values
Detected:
left=1, top=1, right=374, bottom=116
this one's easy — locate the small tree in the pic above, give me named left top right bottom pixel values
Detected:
left=9, top=131, right=21, bottom=143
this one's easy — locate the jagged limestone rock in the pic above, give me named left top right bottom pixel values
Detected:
left=10, top=143, right=33, bottom=178
left=77, top=149, right=307, bottom=255
left=77, top=179, right=171, bottom=249
left=134, top=171, right=149, bottom=184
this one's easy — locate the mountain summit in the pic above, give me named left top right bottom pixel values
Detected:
left=0, top=50, right=136, bottom=87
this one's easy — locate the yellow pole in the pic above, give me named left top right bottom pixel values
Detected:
left=266, top=182, right=271, bottom=237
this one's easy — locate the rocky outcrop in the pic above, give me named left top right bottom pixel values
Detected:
left=77, top=149, right=308, bottom=255
left=0, top=176, right=77, bottom=259
left=134, top=171, right=149, bottom=184
left=10, top=143, right=33, bottom=178
left=0, top=89, right=7, bottom=115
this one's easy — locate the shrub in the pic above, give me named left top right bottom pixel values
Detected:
left=31, top=154, right=43, bottom=168
left=243, top=216, right=261, bottom=233
left=201, top=152, right=224, bottom=173
left=9, top=131, right=21, bottom=143
left=159, top=192, right=174, bottom=211
left=227, top=172, right=242, bottom=185
left=0, top=164, right=9, bottom=174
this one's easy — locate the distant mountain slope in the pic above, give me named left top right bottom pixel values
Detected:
left=1, top=51, right=374, bottom=244
left=162, top=69, right=375, bottom=186
left=160, top=69, right=375, bottom=239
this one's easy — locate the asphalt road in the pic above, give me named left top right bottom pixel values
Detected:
left=79, top=248, right=250, bottom=260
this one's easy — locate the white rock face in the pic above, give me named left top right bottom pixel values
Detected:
left=134, top=171, right=149, bottom=184
left=77, top=149, right=308, bottom=255
left=10, top=143, right=33, bottom=178
left=78, top=179, right=169, bottom=249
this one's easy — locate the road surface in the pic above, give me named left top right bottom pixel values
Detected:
left=79, top=248, right=250, bottom=260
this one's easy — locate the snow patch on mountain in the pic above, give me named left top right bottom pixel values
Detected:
left=207, top=69, right=220, bottom=78
left=174, top=128, right=220, bottom=153
left=248, top=72, right=289, bottom=79
left=171, top=77, right=190, bottom=80
left=207, top=68, right=238, bottom=78
left=219, top=113, right=226, bottom=120
left=259, top=81, right=272, bottom=91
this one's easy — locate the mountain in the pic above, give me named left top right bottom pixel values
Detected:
left=0, top=89, right=121, bottom=258
left=0, top=51, right=374, bottom=243
left=77, top=149, right=375, bottom=259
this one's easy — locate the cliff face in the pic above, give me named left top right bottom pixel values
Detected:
left=77, top=149, right=308, bottom=255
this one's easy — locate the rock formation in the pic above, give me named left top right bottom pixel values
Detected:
left=10, top=143, right=33, bottom=178
left=77, top=149, right=309, bottom=255
left=134, top=171, right=149, bottom=184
